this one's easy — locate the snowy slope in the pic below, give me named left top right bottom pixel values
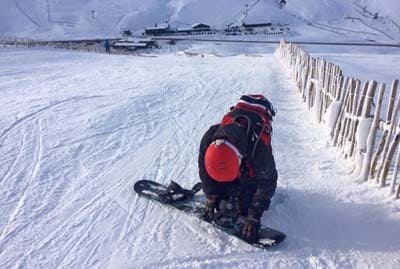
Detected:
left=0, top=47, right=399, bottom=268
left=1, top=0, right=399, bottom=42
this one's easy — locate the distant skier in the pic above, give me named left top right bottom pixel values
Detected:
left=198, top=94, right=278, bottom=242
left=104, top=39, right=111, bottom=54
left=279, top=0, right=286, bottom=9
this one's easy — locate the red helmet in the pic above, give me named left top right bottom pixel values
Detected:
left=204, top=139, right=242, bottom=182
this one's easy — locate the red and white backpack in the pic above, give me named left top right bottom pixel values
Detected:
left=219, top=94, right=275, bottom=158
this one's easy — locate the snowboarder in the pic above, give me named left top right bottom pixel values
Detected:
left=198, top=94, right=278, bottom=242
left=104, top=39, right=111, bottom=54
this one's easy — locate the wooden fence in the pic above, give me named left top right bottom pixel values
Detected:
left=275, top=39, right=400, bottom=199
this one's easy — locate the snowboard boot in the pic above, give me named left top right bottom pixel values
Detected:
left=215, top=197, right=239, bottom=228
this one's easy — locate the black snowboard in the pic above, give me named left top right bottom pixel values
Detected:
left=134, top=179, right=286, bottom=249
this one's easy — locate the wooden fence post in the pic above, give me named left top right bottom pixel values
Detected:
left=314, top=59, right=325, bottom=123
left=390, top=134, right=400, bottom=194
left=349, top=80, right=362, bottom=158
left=371, top=80, right=399, bottom=180
left=332, top=77, right=351, bottom=145
left=376, top=80, right=400, bottom=187
left=341, top=80, right=356, bottom=156
left=359, top=81, right=381, bottom=182
left=338, top=79, right=355, bottom=149
left=396, top=181, right=400, bottom=198
left=306, top=59, right=316, bottom=109
left=381, top=127, right=400, bottom=187
left=388, top=81, right=400, bottom=193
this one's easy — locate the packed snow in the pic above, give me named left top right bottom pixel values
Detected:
left=0, top=45, right=399, bottom=268
left=1, top=0, right=400, bottom=268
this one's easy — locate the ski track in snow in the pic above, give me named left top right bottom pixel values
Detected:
left=0, top=47, right=399, bottom=269
left=0, top=120, right=42, bottom=247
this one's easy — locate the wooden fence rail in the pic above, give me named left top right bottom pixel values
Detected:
left=275, top=39, right=400, bottom=199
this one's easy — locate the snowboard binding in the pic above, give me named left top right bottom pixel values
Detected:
left=213, top=199, right=239, bottom=228
left=135, top=180, right=202, bottom=203
left=160, top=181, right=192, bottom=202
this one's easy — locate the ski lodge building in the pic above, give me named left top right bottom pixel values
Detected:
left=145, top=23, right=213, bottom=36
left=144, top=24, right=177, bottom=36
left=225, top=22, right=289, bottom=35
left=242, top=22, right=272, bottom=31
left=112, top=37, right=156, bottom=51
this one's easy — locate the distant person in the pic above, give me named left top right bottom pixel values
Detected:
left=104, top=40, right=111, bottom=54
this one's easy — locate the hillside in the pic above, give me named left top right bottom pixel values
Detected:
left=1, top=0, right=399, bottom=42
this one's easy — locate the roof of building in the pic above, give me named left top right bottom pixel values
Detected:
left=192, top=23, right=210, bottom=29
left=242, top=22, right=272, bottom=28
left=113, top=42, right=148, bottom=47
left=121, top=37, right=153, bottom=43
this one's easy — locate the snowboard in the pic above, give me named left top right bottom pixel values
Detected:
left=134, top=179, right=286, bottom=249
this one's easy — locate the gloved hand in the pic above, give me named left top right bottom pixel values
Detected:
left=241, top=208, right=261, bottom=243
left=203, top=195, right=218, bottom=222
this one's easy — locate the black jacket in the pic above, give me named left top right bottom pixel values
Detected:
left=198, top=109, right=278, bottom=212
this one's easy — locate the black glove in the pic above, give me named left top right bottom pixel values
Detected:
left=203, top=195, right=218, bottom=222
left=241, top=208, right=262, bottom=243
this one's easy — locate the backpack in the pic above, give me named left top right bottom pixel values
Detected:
left=217, top=94, right=275, bottom=159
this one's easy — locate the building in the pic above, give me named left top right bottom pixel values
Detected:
left=223, top=22, right=289, bottom=35
left=224, top=25, right=241, bottom=35
left=191, top=23, right=211, bottom=32
left=242, top=22, right=272, bottom=29
left=121, top=30, right=132, bottom=37
left=242, top=22, right=281, bottom=34
left=113, top=42, right=148, bottom=50
left=176, top=27, right=193, bottom=35
left=144, top=22, right=213, bottom=36
left=112, top=37, right=156, bottom=51
left=242, top=22, right=272, bottom=32
left=144, top=24, right=177, bottom=36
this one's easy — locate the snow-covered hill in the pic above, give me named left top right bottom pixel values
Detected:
left=0, top=46, right=399, bottom=269
left=1, top=0, right=399, bottom=42
left=1, top=1, right=400, bottom=268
